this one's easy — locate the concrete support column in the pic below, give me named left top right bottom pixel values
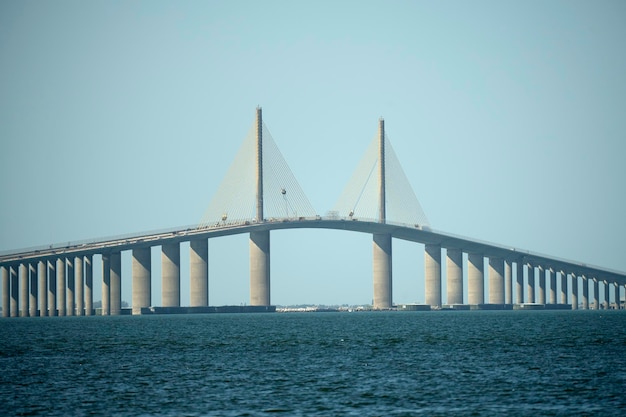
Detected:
left=38, top=261, right=47, bottom=317
left=1, top=266, right=8, bottom=318
left=614, top=283, right=620, bottom=310
left=74, top=256, right=84, bottom=316
left=468, top=253, right=484, bottom=305
left=85, top=255, right=93, bottom=316
left=446, top=248, right=463, bottom=305
left=66, top=258, right=74, bottom=316
left=132, top=247, right=151, bottom=315
left=582, top=277, right=589, bottom=310
left=593, top=279, right=599, bottom=309
left=571, top=274, right=578, bottom=310
left=102, top=254, right=110, bottom=316
left=516, top=261, right=524, bottom=304
left=29, top=263, right=37, bottom=317
left=190, top=239, right=208, bottom=307
left=56, top=258, right=66, bottom=317
left=505, top=260, right=512, bottom=305
left=162, top=243, right=181, bottom=307
left=527, top=264, right=535, bottom=303
left=537, top=266, right=545, bottom=305
left=110, top=252, right=121, bottom=315
left=424, top=244, right=442, bottom=308
left=560, top=272, right=568, bottom=304
left=488, top=258, right=504, bottom=304
left=48, top=260, right=56, bottom=316
left=10, top=266, right=19, bottom=317
left=603, top=280, right=609, bottom=310
left=549, top=269, right=556, bottom=304
left=373, top=234, right=392, bottom=309
left=250, top=231, right=270, bottom=306
left=20, top=264, right=29, bottom=317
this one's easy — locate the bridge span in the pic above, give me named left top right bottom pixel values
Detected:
left=1, top=217, right=625, bottom=317
left=2, top=108, right=625, bottom=316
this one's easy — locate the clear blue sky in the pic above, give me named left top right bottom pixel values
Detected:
left=1, top=0, right=625, bottom=306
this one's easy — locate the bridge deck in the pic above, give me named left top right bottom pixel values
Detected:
left=1, top=218, right=625, bottom=284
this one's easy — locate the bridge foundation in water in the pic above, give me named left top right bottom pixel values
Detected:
left=425, top=244, right=442, bottom=308
left=468, top=253, right=484, bottom=305
left=446, top=249, right=463, bottom=305
left=250, top=231, right=270, bottom=306
left=132, top=247, right=151, bottom=315
left=110, top=252, right=122, bottom=315
left=373, top=233, right=392, bottom=309
left=190, top=239, right=208, bottom=307
left=162, top=243, right=181, bottom=308
left=488, top=258, right=504, bottom=304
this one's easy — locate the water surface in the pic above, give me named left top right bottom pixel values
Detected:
left=1, top=310, right=625, bottom=416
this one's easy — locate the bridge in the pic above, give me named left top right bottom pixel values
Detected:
left=2, top=107, right=625, bottom=317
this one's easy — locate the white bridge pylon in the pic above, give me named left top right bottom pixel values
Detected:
left=199, top=108, right=317, bottom=228
left=333, top=118, right=430, bottom=228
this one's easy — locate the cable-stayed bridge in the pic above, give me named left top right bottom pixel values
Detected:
left=1, top=108, right=625, bottom=317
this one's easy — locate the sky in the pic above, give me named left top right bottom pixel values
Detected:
left=1, top=0, right=625, bottom=307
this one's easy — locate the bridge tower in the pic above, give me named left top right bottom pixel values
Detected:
left=373, top=118, right=392, bottom=309
left=250, top=107, right=271, bottom=306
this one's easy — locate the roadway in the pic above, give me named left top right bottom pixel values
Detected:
left=1, top=217, right=625, bottom=284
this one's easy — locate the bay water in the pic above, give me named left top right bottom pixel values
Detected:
left=1, top=310, right=625, bottom=416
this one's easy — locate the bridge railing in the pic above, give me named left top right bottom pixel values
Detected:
left=0, top=224, right=200, bottom=258
left=3, top=215, right=624, bottom=281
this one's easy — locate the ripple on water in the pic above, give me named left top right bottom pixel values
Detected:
left=1, top=311, right=625, bottom=416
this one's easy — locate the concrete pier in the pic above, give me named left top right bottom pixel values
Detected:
left=560, top=271, right=568, bottom=304
left=603, top=280, right=609, bottom=309
left=505, top=260, right=512, bottom=305
left=56, top=258, right=66, bottom=316
left=527, top=264, right=535, bottom=304
left=47, top=260, right=56, bottom=316
left=425, top=244, right=442, bottom=308
left=190, top=239, right=208, bottom=307
left=614, top=283, right=620, bottom=310
left=538, top=266, right=545, bottom=305
left=446, top=249, right=463, bottom=305
left=549, top=269, right=557, bottom=304
left=85, top=255, right=93, bottom=316
left=19, top=264, right=28, bottom=317
left=29, top=264, right=37, bottom=317
left=38, top=261, right=47, bottom=316
left=516, top=261, right=524, bottom=304
left=102, top=254, right=110, bottom=316
left=468, top=253, right=484, bottom=305
left=582, top=277, right=589, bottom=309
left=373, top=234, right=392, bottom=309
left=1, top=266, right=8, bottom=317
left=110, top=252, right=121, bottom=315
left=571, top=274, right=578, bottom=310
left=488, top=258, right=504, bottom=304
left=66, top=258, right=74, bottom=316
left=250, top=231, right=270, bottom=306
left=592, top=279, right=599, bottom=309
left=10, top=266, right=18, bottom=317
left=162, top=243, right=181, bottom=307
left=74, top=256, right=84, bottom=316
left=132, top=247, right=151, bottom=315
